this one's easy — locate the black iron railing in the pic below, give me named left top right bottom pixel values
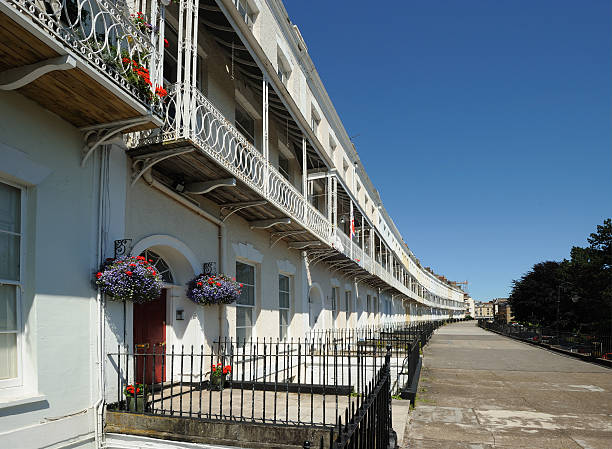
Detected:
left=106, top=320, right=448, bottom=439
left=323, top=347, right=392, bottom=449
left=479, top=321, right=612, bottom=359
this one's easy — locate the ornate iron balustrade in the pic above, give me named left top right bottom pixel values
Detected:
left=4, top=0, right=163, bottom=108
left=136, top=83, right=331, bottom=242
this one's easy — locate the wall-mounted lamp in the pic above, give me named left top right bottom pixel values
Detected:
left=176, top=309, right=185, bottom=320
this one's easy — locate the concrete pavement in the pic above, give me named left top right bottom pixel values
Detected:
left=399, top=321, right=612, bottom=449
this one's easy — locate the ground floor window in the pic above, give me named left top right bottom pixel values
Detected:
left=236, top=261, right=255, bottom=342
left=279, top=274, right=290, bottom=339
left=331, top=287, right=338, bottom=320
left=0, top=181, right=22, bottom=384
left=344, top=291, right=351, bottom=317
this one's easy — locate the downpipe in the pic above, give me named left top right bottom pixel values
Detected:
left=93, top=147, right=107, bottom=448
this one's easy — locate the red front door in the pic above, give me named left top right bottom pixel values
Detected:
left=134, top=290, right=167, bottom=384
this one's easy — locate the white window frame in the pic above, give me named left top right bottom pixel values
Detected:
left=233, top=0, right=258, bottom=30
left=0, top=179, right=25, bottom=389
left=344, top=291, right=351, bottom=316
left=278, top=274, right=291, bottom=340
left=311, top=106, right=321, bottom=136
left=331, top=287, right=338, bottom=320
left=276, top=47, right=292, bottom=86
left=235, top=261, right=256, bottom=342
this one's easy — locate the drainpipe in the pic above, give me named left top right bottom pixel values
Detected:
left=93, top=146, right=108, bottom=448
left=218, top=224, right=225, bottom=341
left=142, top=172, right=227, bottom=341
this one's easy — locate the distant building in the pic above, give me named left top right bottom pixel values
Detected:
left=464, top=295, right=475, bottom=317
left=474, top=302, right=494, bottom=319
left=493, top=299, right=514, bottom=323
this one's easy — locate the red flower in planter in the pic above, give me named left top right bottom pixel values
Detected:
left=164, top=38, right=169, bottom=48
left=125, top=271, right=133, bottom=276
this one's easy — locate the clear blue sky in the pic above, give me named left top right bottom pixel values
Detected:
left=284, top=0, right=611, bottom=301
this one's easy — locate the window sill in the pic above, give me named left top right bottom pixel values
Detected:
left=0, top=391, right=47, bottom=410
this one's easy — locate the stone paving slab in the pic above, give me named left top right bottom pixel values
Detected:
left=397, top=321, right=612, bottom=449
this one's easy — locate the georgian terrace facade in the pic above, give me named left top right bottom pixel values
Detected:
left=126, top=0, right=465, bottom=319
left=0, top=0, right=464, bottom=447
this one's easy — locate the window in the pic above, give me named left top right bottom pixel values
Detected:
left=277, top=49, right=291, bottom=86
left=236, top=262, right=255, bottom=342
left=329, top=135, right=337, bottom=154
left=279, top=275, right=290, bottom=339
left=311, top=106, right=320, bottom=136
left=278, top=155, right=290, bottom=181
left=234, top=0, right=255, bottom=29
left=366, top=294, right=371, bottom=314
left=163, top=23, right=179, bottom=85
left=140, top=250, right=173, bottom=283
left=1, top=181, right=22, bottom=383
left=331, top=287, right=338, bottom=318
left=344, top=291, right=351, bottom=317
left=235, top=103, right=255, bottom=145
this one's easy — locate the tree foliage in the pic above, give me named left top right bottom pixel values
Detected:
left=508, top=219, right=612, bottom=333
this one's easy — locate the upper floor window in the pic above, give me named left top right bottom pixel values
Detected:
left=163, top=23, right=179, bottom=85
left=277, top=49, right=291, bottom=86
left=311, top=106, right=320, bottom=136
left=278, top=154, right=290, bottom=181
left=235, top=103, right=255, bottom=145
left=329, top=135, right=337, bottom=154
left=0, top=181, right=22, bottom=384
left=234, top=0, right=256, bottom=30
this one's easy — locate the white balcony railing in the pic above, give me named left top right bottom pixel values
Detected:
left=4, top=0, right=163, bottom=107
left=142, top=83, right=331, bottom=242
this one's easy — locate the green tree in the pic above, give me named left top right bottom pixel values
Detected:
left=567, top=219, right=612, bottom=333
left=508, top=219, right=612, bottom=333
left=508, top=261, right=567, bottom=326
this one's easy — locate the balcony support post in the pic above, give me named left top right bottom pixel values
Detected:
left=302, top=136, right=307, bottom=196
left=176, top=0, right=199, bottom=138
left=262, top=75, right=269, bottom=195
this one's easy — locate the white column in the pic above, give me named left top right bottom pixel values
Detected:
left=302, top=137, right=307, bottom=196
left=327, top=174, right=332, bottom=225
left=262, top=76, right=269, bottom=194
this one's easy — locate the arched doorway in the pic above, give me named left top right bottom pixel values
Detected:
left=308, top=284, right=324, bottom=330
left=133, top=249, right=174, bottom=384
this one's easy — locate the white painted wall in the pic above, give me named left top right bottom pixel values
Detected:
left=0, top=91, right=101, bottom=448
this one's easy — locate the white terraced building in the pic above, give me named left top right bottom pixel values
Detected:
left=0, top=0, right=465, bottom=447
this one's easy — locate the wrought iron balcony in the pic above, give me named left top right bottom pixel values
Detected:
left=0, top=0, right=164, bottom=129
left=333, top=229, right=463, bottom=311
left=130, top=83, right=463, bottom=312
left=134, top=83, right=330, bottom=242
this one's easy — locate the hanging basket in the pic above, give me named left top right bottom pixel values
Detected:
left=95, top=256, right=163, bottom=303
left=186, top=273, right=242, bottom=305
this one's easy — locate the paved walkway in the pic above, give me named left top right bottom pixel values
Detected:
left=400, top=321, right=612, bottom=449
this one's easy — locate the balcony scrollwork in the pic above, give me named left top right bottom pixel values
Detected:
left=5, top=0, right=163, bottom=109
